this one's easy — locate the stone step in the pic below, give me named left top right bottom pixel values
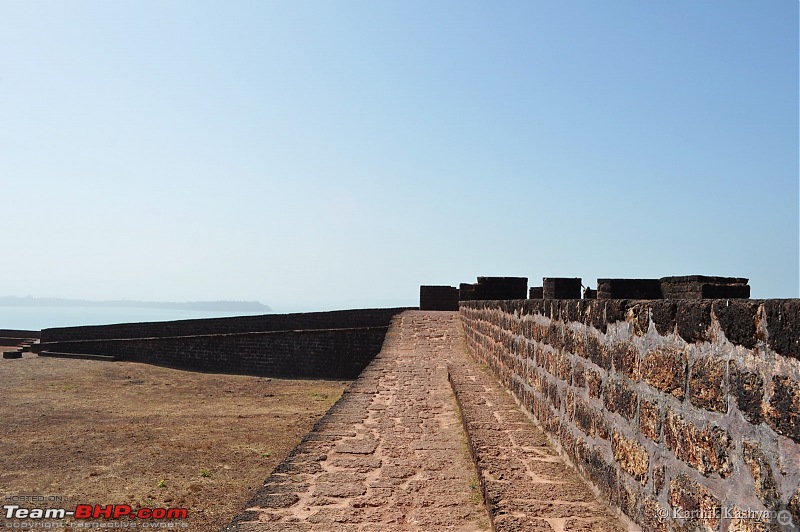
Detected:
left=38, top=351, right=117, bottom=362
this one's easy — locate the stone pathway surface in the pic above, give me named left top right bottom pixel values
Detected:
left=449, top=350, right=631, bottom=531
left=224, top=311, right=629, bottom=532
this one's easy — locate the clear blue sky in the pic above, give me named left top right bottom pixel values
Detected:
left=1, top=1, right=797, bottom=312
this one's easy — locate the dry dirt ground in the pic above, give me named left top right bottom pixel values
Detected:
left=0, top=353, right=348, bottom=530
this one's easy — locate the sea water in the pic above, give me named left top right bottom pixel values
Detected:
left=0, top=306, right=269, bottom=331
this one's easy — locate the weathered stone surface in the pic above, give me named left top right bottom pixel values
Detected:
left=650, top=301, right=677, bottom=335
left=586, top=368, right=602, bottom=398
left=676, top=301, right=713, bottom=343
left=611, top=341, right=639, bottom=379
left=613, top=471, right=639, bottom=520
left=729, top=362, right=764, bottom=424
left=329, top=457, right=382, bottom=472
left=594, top=412, right=610, bottom=441
left=669, top=473, right=721, bottom=530
left=639, top=398, right=662, bottom=442
left=460, top=299, right=800, bottom=532
left=628, top=303, right=650, bottom=336
left=611, top=431, right=648, bottom=484
left=663, top=411, right=732, bottom=478
left=763, top=375, right=800, bottom=444
left=713, top=300, right=758, bottom=349
left=556, top=350, right=573, bottom=381
left=688, top=355, right=726, bottom=413
left=604, top=300, right=630, bottom=326
left=572, top=361, right=586, bottom=388
left=641, top=347, right=686, bottom=399
left=742, top=441, right=780, bottom=510
left=580, top=444, right=617, bottom=497
left=764, top=300, right=800, bottom=361
left=335, top=438, right=378, bottom=455
left=653, top=464, right=665, bottom=496
left=726, top=507, right=774, bottom=531
left=789, top=488, right=800, bottom=531
left=573, top=398, right=595, bottom=436
left=254, top=493, right=300, bottom=509
left=586, top=335, right=611, bottom=370
left=641, top=498, right=670, bottom=532
left=603, top=378, right=638, bottom=422
left=313, top=482, right=366, bottom=498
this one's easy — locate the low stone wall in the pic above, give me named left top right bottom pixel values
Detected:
left=460, top=299, right=800, bottom=531
left=0, top=329, right=41, bottom=339
left=40, top=308, right=408, bottom=343
left=39, top=328, right=388, bottom=379
left=38, top=308, right=410, bottom=379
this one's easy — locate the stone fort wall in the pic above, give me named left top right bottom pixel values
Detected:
left=460, top=298, right=800, bottom=531
left=37, top=308, right=410, bottom=379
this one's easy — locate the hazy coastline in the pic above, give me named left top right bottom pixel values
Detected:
left=0, top=297, right=272, bottom=330
left=0, top=296, right=271, bottom=312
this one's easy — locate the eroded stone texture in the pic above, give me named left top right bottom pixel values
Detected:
left=586, top=368, right=603, bottom=398
left=641, top=498, right=670, bottom=532
left=586, top=335, right=611, bottom=370
left=789, top=489, right=800, bottom=531
left=663, top=411, right=732, bottom=478
left=688, top=355, right=727, bottom=413
left=763, top=375, right=800, bottom=443
left=641, top=347, right=686, bottom=399
left=573, top=398, right=596, bottom=436
left=713, top=300, right=758, bottom=349
left=639, top=398, right=662, bottom=442
left=764, top=300, right=800, bottom=361
left=675, top=301, right=713, bottom=343
left=611, top=431, right=648, bottom=484
left=742, top=441, right=780, bottom=510
left=650, top=301, right=677, bottom=336
left=572, top=361, right=586, bottom=388
left=611, top=341, right=639, bottom=379
left=730, top=361, right=764, bottom=424
left=652, top=464, right=665, bottom=496
left=669, top=473, right=721, bottom=531
left=726, top=507, right=774, bottom=531
left=460, top=300, right=800, bottom=532
left=603, top=378, right=638, bottom=422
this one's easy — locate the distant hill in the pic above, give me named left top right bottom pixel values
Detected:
left=0, top=296, right=271, bottom=312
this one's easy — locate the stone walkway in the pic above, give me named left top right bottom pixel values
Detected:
left=224, top=311, right=629, bottom=531
left=449, top=345, right=629, bottom=531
